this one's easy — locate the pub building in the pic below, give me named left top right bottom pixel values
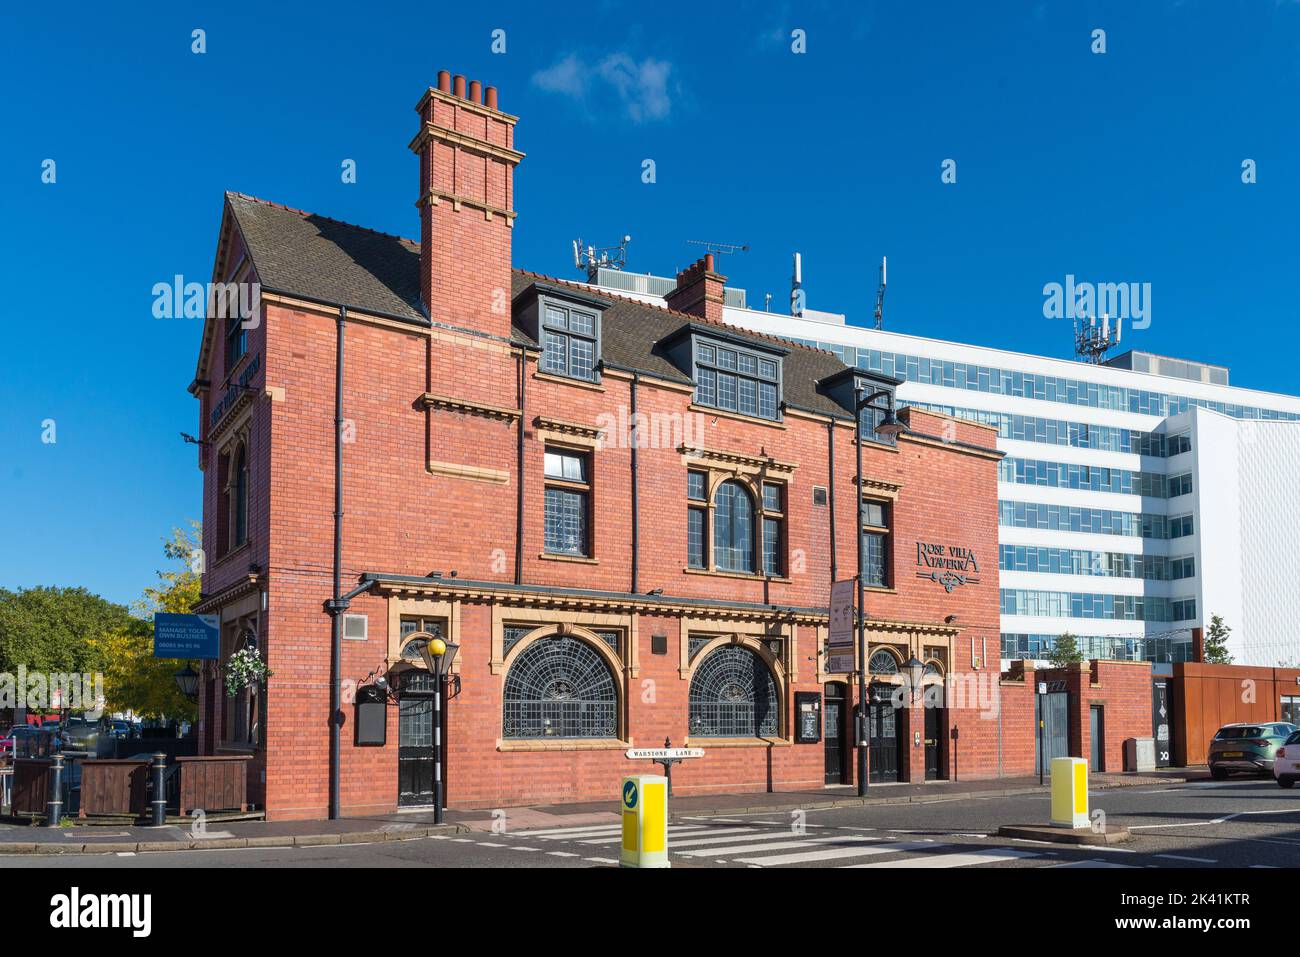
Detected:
left=189, top=72, right=1011, bottom=820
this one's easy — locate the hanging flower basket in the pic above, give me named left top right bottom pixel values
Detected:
left=225, top=646, right=272, bottom=697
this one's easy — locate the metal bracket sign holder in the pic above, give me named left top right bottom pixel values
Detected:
left=625, top=738, right=704, bottom=797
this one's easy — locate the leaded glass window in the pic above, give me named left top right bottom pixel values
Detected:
left=502, top=635, right=618, bottom=739
left=688, top=645, right=779, bottom=737
left=687, top=470, right=708, bottom=569
left=544, top=449, right=590, bottom=556
left=862, top=498, right=890, bottom=587
left=714, top=480, right=755, bottom=573
left=540, top=302, right=599, bottom=382
left=502, top=626, right=531, bottom=658
left=692, top=337, right=782, bottom=421
left=869, top=650, right=900, bottom=675
left=688, top=635, right=715, bottom=660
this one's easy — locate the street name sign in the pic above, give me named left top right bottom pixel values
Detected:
left=625, top=748, right=704, bottom=760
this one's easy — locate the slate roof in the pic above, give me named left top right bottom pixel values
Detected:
left=223, top=192, right=866, bottom=420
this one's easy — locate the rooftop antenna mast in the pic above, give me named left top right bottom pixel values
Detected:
left=873, top=256, right=887, bottom=330
left=572, top=234, right=632, bottom=281
left=1073, top=312, right=1123, bottom=364
left=686, top=239, right=750, bottom=259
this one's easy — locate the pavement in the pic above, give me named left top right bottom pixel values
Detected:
left=0, top=767, right=1202, bottom=856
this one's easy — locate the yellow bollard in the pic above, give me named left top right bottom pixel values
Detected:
left=619, top=774, right=669, bottom=868
left=1050, top=757, right=1089, bottom=828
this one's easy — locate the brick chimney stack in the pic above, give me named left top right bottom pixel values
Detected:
left=665, top=254, right=727, bottom=322
left=410, top=71, right=524, bottom=338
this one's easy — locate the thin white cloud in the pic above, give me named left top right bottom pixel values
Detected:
left=532, top=52, right=675, bottom=123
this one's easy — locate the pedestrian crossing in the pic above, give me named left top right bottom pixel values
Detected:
left=502, top=821, right=1101, bottom=868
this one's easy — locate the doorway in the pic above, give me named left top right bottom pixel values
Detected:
left=823, top=682, right=846, bottom=785
left=924, top=704, right=945, bottom=780
left=1035, top=687, right=1069, bottom=775
left=1090, top=704, right=1105, bottom=772
left=397, top=671, right=435, bottom=808
left=868, top=684, right=901, bottom=783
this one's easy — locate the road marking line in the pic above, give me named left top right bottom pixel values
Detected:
left=115, top=852, right=136, bottom=857
left=547, top=851, right=579, bottom=857
left=733, top=841, right=937, bottom=867
left=848, top=848, right=1039, bottom=869
left=584, top=857, right=618, bottom=864
left=676, top=835, right=882, bottom=858
left=477, top=842, right=506, bottom=847
left=1051, top=859, right=1136, bottom=868
left=1155, top=854, right=1218, bottom=864
left=578, top=826, right=751, bottom=845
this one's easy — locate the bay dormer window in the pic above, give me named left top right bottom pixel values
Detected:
left=516, top=283, right=606, bottom=385
left=669, top=328, right=784, bottom=422
left=541, top=302, right=599, bottom=382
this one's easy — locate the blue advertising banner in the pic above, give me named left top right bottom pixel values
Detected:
left=153, top=613, right=221, bottom=660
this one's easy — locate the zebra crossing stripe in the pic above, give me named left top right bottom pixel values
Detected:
left=577, top=826, right=752, bottom=845
left=677, top=834, right=884, bottom=859
left=847, top=848, right=1039, bottom=868
left=521, top=823, right=702, bottom=839
left=732, top=840, right=937, bottom=867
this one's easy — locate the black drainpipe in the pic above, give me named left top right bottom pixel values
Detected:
left=515, top=348, right=526, bottom=585
left=630, top=370, right=640, bottom=594
left=323, top=306, right=378, bottom=819
left=827, top=420, right=838, bottom=582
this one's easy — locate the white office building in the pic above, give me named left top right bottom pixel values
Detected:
left=585, top=267, right=1300, bottom=667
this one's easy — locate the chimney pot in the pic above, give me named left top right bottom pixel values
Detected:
left=704, top=253, right=715, bottom=272
left=453, top=74, right=466, bottom=98
left=437, top=70, right=451, bottom=92
left=485, top=86, right=498, bottom=110
left=469, top=80, right=482, bottom=103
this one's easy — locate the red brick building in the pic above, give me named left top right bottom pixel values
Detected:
left=189, top=72, right=1018, bottom=820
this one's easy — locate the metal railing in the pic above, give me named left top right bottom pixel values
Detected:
left=1, top=766, right=12, bottom=814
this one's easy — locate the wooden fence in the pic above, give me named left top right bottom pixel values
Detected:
left=174, top=755, right=251, bottom=815
left=78, top=759, right=149, bottom=817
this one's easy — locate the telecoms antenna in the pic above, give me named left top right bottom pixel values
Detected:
left=572, top=234, right=632, bottom=281
left=790, top=252, right=803, bottom=316
left=1074, top=312, right=1123, bottom=364
left=873, top=256, right=887, bottom=330
left=686, top=239, right=749, bottom=259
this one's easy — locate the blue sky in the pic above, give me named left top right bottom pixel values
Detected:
left=2, top=1, right=1299, bottom=605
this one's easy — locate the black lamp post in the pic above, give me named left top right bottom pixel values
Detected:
left=853, top=383, right=905, bottom=797
left=174, top=665, right=200, bottom=702
left=416, top=636, right=460, bottom=824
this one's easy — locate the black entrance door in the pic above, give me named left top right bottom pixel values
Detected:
left=868, top=685, right=900, bottom=783
left=824, top=683, right=846, bottom=784
left=398, top=672, right=435, bottom=807
left=924, top=705, right=944, bottom=780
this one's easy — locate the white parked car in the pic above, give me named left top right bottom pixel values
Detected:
left=1274, top=730, right=1300, bottom=788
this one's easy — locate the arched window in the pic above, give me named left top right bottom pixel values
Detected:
left=713, top=480, right=755, bottom=573
left=233, top=445, right=248, bottom=548
left=868, top=649, right=899, bottom=675
left=688, top=644, right=778, bottom=737
left=503, top=635, right=618, bottom=739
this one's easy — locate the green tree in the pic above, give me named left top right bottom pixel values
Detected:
left=1203, top=614, right=1234, bottom=665
left=0, top=585, right=128, bottom=676
left=89, top=523, right=202, bottom=720
left=1048, top=632, right=1084, bottom=668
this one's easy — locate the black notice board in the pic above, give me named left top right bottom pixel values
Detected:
left=354, top=688, right=387, bottom=746
left=795, top=691, right=821, bottom=744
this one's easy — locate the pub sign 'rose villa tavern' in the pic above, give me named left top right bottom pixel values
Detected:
left=189, top=71, right=1154, bottom=821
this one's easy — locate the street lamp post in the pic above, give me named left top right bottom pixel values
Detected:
left=853, top=384, right=905, bottom=797
left=417, top=636, right=460, bottom=824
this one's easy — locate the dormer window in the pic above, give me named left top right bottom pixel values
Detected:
left=540, top=301, right=599, bottom=382
left=691, top=336, right=783, bottom=421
